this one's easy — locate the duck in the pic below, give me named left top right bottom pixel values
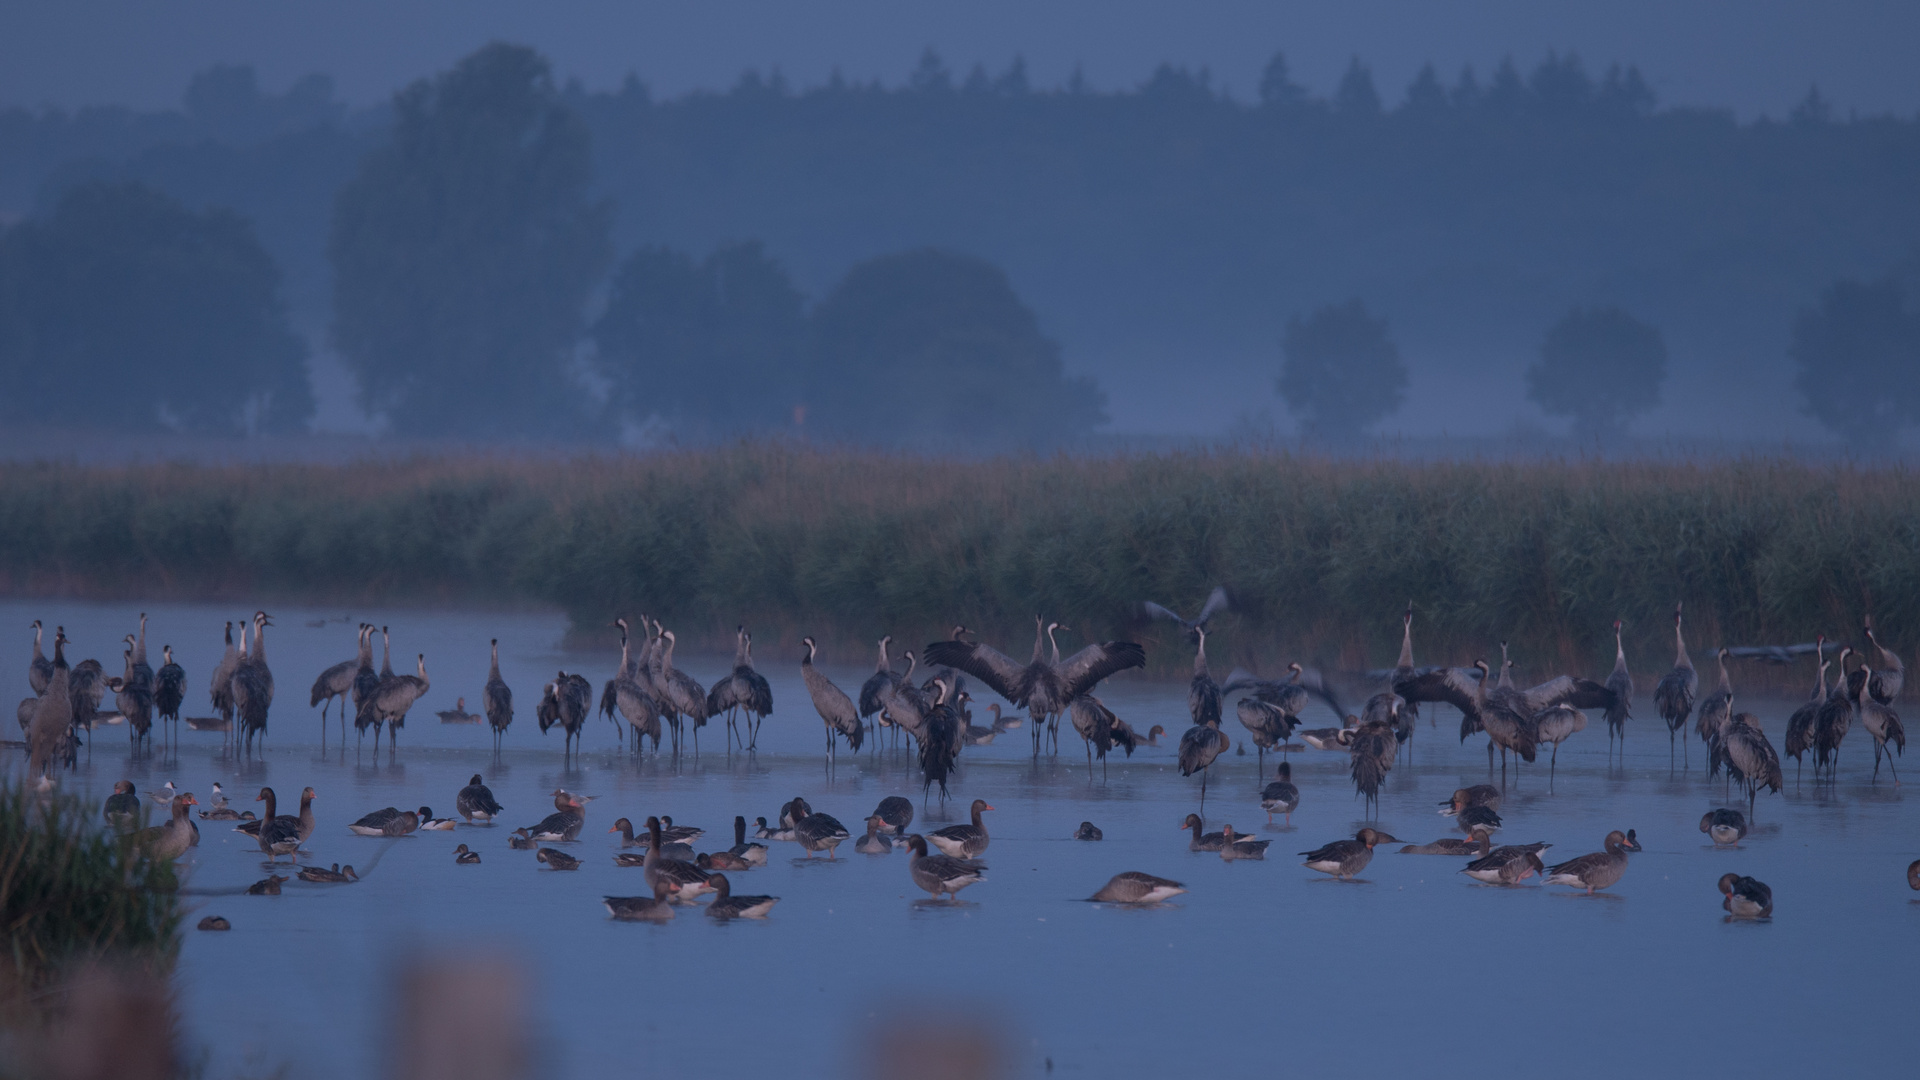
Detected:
left=1700, top=808, right=1747, bottom=846
left=456, top=775, right=504, bottom=823
left=928, top=799, right=993, bottom=859
left=1718, top=873, right=1773, bottom=918
left=854, top=816, right=894, bottom=854
left=1438, top=785, right=1501, bottom=815
left=697, top=851, right=754, bottom=872
left=436, top=697, right=479, bottom=723
left=1089, top=871, right=1186, bottom=904
left=1544, top=829, right=1642, bottom=894
left=418, top=806, right=458, bottom=831
left=1459, top=832, right=1554, bottom=882
left=870, top=795, right=914, bottom=835
left=1907, top=859, right=1919, bottom=891
left=197, top=916, right=231, bottom=931
left=1456, top=805, right=1502, bottom=835
left=1300, top=828, right=1395, bottom=880
left=794, top=807, right=852, bottom=860
left=1218, top=824, right=1269, bottom=861
left=752, top=816, right=789, bottom=841
left=1074, top=821, right=1103, bottom=841
left=642, top=816, right=714, bottom=901
left=525, top=793, right=585, bottom=842
left=135, top=793, right=198, bottom=861
left=253, top=787, right=303, bottom=861
left=454, top=844, right=481, bottom=865
left=537, top=848, right=581, bottom=871
left=246, top=874, right=287, bottom=895
left=200, top=803, right=247, bottom=822
left=704, top=873, right=780, bottom=919
left=103, top=780, right=140, bottom=825
left=1400, top=829, right=1493, bottom=856
left=726, top=816, right=768, bottom=865
left=904, top=833, right=986, bottom=900
left=1260, top=763, right=1299, bottom=824
left=604, top=881, right=677, bottom=922
left=507, top=828, right=538, bottom=850
left=297, top=863, right=358, bottom=883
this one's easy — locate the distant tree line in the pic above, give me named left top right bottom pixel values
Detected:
left=1, top=43, right=1917, bottom=446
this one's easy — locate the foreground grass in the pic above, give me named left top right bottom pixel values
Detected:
left=0, top=445, right=1913, bottom=672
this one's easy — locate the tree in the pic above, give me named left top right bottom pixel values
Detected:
left=804, top=248, right=1104, bottom=449
left=1525, top=306, right=1667, bottom=443
left=0, top=181, right=312, bottom=433
left=1790, top=278, right=1920, bottom=449
left=1258, top=53, right=1309, bottom=110
left=1335, top=58, right=1382, bottom=118
left=593, top=241, right=807, bottom=437
left=1277, top=299, right=1405, bottom=440
left=329, top=43, right=610, bottom=437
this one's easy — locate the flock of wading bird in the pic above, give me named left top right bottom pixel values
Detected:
left=15, top=593, right=1918, bottom=917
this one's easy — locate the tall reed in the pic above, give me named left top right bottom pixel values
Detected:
left=0, top=446, right=1912, bottom=673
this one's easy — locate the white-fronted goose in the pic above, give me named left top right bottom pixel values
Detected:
left=1438, top=785, right=1501, bottom=815
left=928, top=799, right=992, bottom=859
left=1400, top=831, right=1491, bottom=855
left=456, top=775, right=503, bottom=823
left=1300, top=828, right=1394, bottom=880
left=104, top=780, right=140, bottom=825
left=1089, top=871, right=1186, bottom=904
left=1718, top=873, right=1772, bottom=918
left=705, top=873, right=779, bottom=918
left=1260, top=763, right=1299, bottom=824
left=1182, top=813, right=1232, bottom=852
left=454, top=844, right=481, bottom=864
left=854, top=816, right=894, bottom=854
left=349, top=807, right=403, bottom=836
left=727, top=816, right=768, bottom=865
left=1074, top=821, right=1103, bottom=841
left=905, top=833, right=985, bottom=899
left=136, top=793, right=197, bottom=860
left=1700, top=808, right=1747, bottom=845
left=1456, top=805, right=1502, bottom=835
left=1460, top=833, right=1554, bottom=882
left=871, top=796, right=914, bottom=834
left=642, top=816, right=713, bottom=901
left=605, top=881, right=677, bottom=922
left=609, top=818, right=648, bottom=848
left=1544, top=829, right=1641, bottom=894
left=254, top=788, right=302, bottom=861
left=537, top=848, right=581, bottom=871
left=1218, top=825, right=1268, bottom=861
left=525, top=794, right=585, bottom=842
left=794, top=809, right=851, bottom=859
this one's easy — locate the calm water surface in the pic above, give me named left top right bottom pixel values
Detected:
left=5, top=600, right=1915, bottom=1079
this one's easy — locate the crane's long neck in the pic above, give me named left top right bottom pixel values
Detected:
left=416, top=655, right=429, bottom=684
left=1716, top=652, right=1731, bottom=694
left=1675, top=615, right=1691, bottom=669
left=661, top=634, right=677, bottom=675
left=380, top=630, right=391, bottom=676
left=1613, top=627, right=1627, bottom=671
left=1047, top=624, right=1062, bottom=666
left=251, top=617, right=266, bottom=665
left=1814, top=660, right=1829, bottom=701
left=1031, top=618, right=1046, bottom=664
left=123, top=649, right=135, bottom=681
left=135, top=614, right=148, bottom=665
left=358, top=627, right=373, bottom=666
left=1397, top=613, right=1413, bottom=672
left=1194, top=627, right=1209, bottom=677
left=32, top=624, right=43, bottom=662
left=238, top=621, right=251, bottom=662
left=901, top=652, right=916, bottom=682
left=876, top=637, right=891, bottom=673
left=489, top=640, right=501, bottom=679
left=735, top=629, right=750, bottom=667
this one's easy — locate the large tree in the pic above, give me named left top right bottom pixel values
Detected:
left=1277, top=299, right=1406, bottom=440
left=1525, top=305, right=1667, bottom=443
left=592, top=241, right=806, bottom=437
left=329, top=43, right=610, bottom=437
left=805, top=248, right=1104, bottom=448
left=1790, top=278, right=1920, bottom=450
left=0, top=181, right=311, bottom=433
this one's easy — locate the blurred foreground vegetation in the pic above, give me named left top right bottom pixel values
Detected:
left=0, top=445, right=1912, bottom=674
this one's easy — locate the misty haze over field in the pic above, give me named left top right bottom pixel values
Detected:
left=2, top=1, right=1918, bottom=454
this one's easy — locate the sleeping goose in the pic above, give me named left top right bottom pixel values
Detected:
left=1089, top=871, right=1186, bottom=904
left=1718, top=873, right=1772, bottom=918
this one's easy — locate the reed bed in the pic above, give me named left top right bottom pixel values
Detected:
left=0, top=446, right=1914, bottom=674
left=0, top=783, right=182, bottom=1024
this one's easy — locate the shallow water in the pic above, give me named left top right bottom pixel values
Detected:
left=5, top=599, right=1915, bottom=1078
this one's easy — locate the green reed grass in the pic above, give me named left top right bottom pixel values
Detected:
left=0, top=446, right=1914, bottom=676
left=0, top=783, right=182, bottom=1020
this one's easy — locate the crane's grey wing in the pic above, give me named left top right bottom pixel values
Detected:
left=1193, top=586, right=1231, bottom=628
left=1525, top=675, right=1616, bottom=712
left=1142, top=601, right=1189, bottom=627
left=1296, top=666, right=1347, bottom=720
left=1220, top=667, right=1283, bottom=696
left=1395, top=666, right=1479, bottom=714
left=1057, top=642, right=1147, bottom=698
left=922, top=640, right=1027, bottom=704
